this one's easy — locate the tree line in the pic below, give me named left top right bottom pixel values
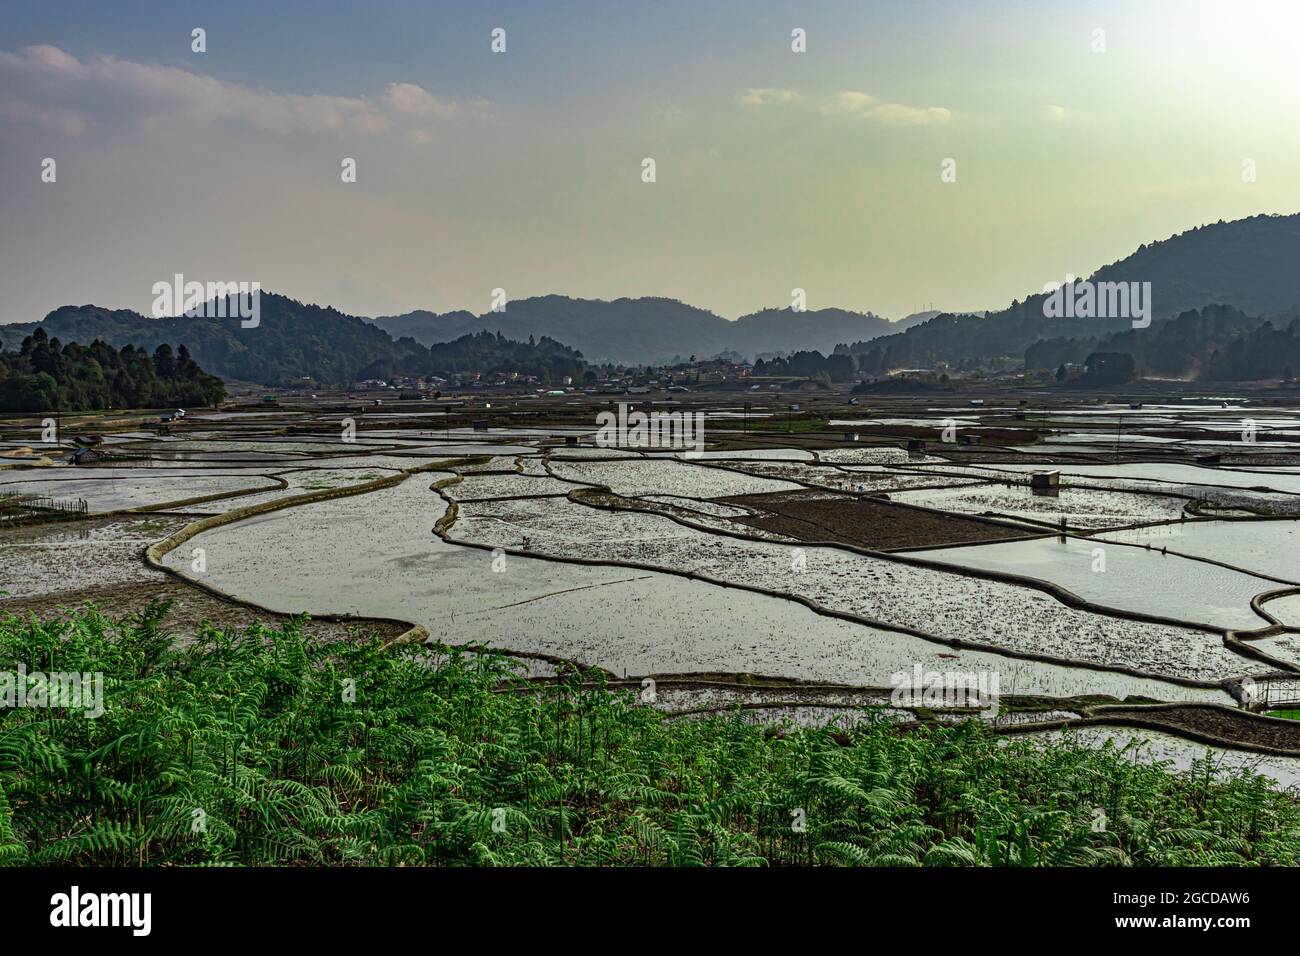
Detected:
left=1026, top=305, right=1300, bottom=383
left=0, top=328, right=226, bottom=412
left=15, top=295, right=586, bottom=387
left=429, top=330, right=586, bottom=381
left=752, top=350, right=855, bottom=384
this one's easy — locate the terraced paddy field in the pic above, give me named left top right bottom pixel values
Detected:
left=1262, top=593, right=1300, bottom=627
left=449, top=494, right=1252, bottom=680
left=913, top=534, right=1271, bottom=630
left=5, top=388, right=1300, bottom=792
left=886, top=482, right=1191, bottom=530
left=968, top=460, right=1300, bottom=495
left=721, top=490, right=1035, bottom=550
left=0, top=472, right=282, bottom=512
left=1026, top=727, right=1300, bottom=789
left=1094, top=519, right=1300, bottom=584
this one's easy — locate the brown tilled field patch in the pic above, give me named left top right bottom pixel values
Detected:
left=1093, top=705, right=1300, bottom=753
left=2, top=580, right=407, bottom=646
left=720, top=490, right=1037, bottom=551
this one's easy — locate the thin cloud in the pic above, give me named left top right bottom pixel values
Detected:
left=819, top=90, right=878, bottom=114
left=0, top=97, right=86, bottom=135
left=738, top=87, right=801, bottom=107
left=0, top=44, right=481, bottom=137
left=820, top=90, right=951, bottom=124
left=383, top=82, right=463, bottom=119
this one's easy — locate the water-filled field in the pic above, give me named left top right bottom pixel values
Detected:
left=450, top=494, right=1251, bottom=680
left=1262, top=593, right=1300, bottom=627
left=1029, top=727, right=1300, bottom=790
left=159, top=475, right=1225, bottom=702
left=547, top=457, right=803, bottom=497
left=983, top=461, right=1300, bottom=495
left=8, top=391, right=1298, bottom=760
left=1095, top=520, right=1300, bottom=584
left=914, top=535, right=1271, bottom=630
left=887, top=483, right=1189, bottom=530
left=0, top=472, right=280, bottom=512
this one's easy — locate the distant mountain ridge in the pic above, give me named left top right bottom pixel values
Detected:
left=1, top=294, right=908, bottom=385
left=844, top=212, right=1300, bottom=373
left=3, top=294, right=426, bottom=386
left=371, top=297, right=903, bottom=365
left=7, top=211, right=1300, bottom=384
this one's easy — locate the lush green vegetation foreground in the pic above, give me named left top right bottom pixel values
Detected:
left=0, top=607, right=1296, bottom=866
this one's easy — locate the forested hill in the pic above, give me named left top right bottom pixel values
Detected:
left=428, top=330, right=585, bottom=381
left=12, top=293, right=900, bottom=379
left=10, top=211, right=1300, bottom=383
left=377, top=296, right=733, bottom=364
left=373, top=297, right=899, bottom=364
left=3, top=295, right=590, bottom=388
left=841, top=212, right=1300, bottom=372
left=1026, top=304, right=1300, bottom=381
left=0, top=328, right=226, bottom=412
left=6, top=294, right=427, bottom=386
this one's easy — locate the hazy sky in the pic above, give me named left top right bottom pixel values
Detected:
left=3, top=0, right=1299, bottom=325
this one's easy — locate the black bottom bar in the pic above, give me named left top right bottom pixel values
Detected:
left=0, top=866, right=1274, bottom=940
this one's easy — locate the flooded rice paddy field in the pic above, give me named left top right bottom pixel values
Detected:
left=639, top=495, right=755, bottom=518
left=711, top=458, right=985, bottom=494
left=447, top=471, right=581, bottom=501
left=960, top=460, right=1300, bottom=496
left=1094, top=520, right=1300, bottom=584
left=451, top=494, right=1252, bottom=680
left=172, top=467, right=401, bottom=514
left=1, top=515, right=190, bottom=599
left=156, top=478, right=1222, bottom=702
left=454, top=455, right=526, bottom=473
left=1261, top=593, right=1300, bottom=627
left=7, top=391, right=1300, bottom=755
left=908, top=461, right=1300, bottom=516
left=576, top=490, right=799, bottom=540
left=655, top=447, right=818, bottom=461
left=886, top=483, right=1191, bottom=530
left=1250, top=634, right=1300, bottom=669
left=0, top=472, right=281, bottom=512
left=670, top=704, right=911, bottom=730
left=913, top=534, right=1271, bottom=630
left=304, top=452, right=468, bottom=470
left=130, top=438, right=387, bottom=454
left=1027, top=727, right=1300, bottom=791
left=547, top=445, right=641, bottom=459
left=546, top=457, right=804, bottom=497
left=816, top=446, right=945, bottom=465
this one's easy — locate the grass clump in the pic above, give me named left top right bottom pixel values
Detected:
left=0, top=605, right=1296, bottom=866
